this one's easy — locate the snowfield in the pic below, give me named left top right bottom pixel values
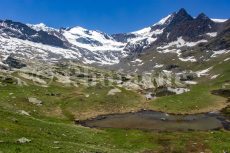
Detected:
left=0, top=12, right=229, bottom=66
left=63, top=26, right=126, bottom=52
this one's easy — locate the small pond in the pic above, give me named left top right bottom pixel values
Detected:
left=78, top=110, right=230, bottom=131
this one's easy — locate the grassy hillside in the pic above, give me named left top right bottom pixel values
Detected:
left=0, top=107, right=230, bottom=153
left=0, top=60, right=230, bottom=152
left=149, top=59, right=230, bottom=114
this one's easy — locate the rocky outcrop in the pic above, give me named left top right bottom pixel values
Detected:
left=3, top=56, right=26, bottom=69
left=0, top=20, right=65, bottom=48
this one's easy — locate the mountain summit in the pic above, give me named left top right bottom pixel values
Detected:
left=0, top=8, right=229, bottom=67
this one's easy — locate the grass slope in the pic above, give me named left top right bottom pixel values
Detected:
left=149, top=60, right=230, bottom=114
left=0, top=60, right=230, bottom=152
left=0, top=108, right=229, bottom=153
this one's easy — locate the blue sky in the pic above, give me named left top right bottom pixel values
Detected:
left=0, top=0, right=229, bottom=34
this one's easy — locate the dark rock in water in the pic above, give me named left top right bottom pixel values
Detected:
left=75, top=119, right=80, bottom=124
left=211, top=89, right=230, bottom=98
left=221, top=106, right=230, bottom=118
left=3, top=56, right=26, bottom=69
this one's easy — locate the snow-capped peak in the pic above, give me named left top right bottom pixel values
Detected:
left=67, top=26, right=88, bottom=35
left=131, top=27, right=152, bottom=36
left=154, top=14, right=173, bottom=25
left=63, top=26, right=126, bottom=52
left=211, top=18, right=228, bottom=23
left=131, top=14, right=173, bottom=36
left=124, top=14, right=174, bottom=52
left=27, top=23, right=56, bottom=32
left=35, top=23, right=46, bottom=28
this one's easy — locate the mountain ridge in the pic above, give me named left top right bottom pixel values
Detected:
left=0, top=8, right=229, bottom=67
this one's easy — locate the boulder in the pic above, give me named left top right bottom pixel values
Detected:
left=28, top=97, right=43, bottom=106
left=3, top=56, right=26, bottom=69
left=107, top=88, right=122, bottom=96
left=17, top=137, right=31, bottom=144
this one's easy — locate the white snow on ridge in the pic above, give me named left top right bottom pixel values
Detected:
left=179, top=56, right=197, bottom=62
left=129, top=27, right=163, bottom=48
left=83, top=58, right=95, bottom=65
left=157, top=49, right=182, bottom=57
left=224, top=58, right=230, bottom=61
left=0, top=36, right=81, bottom=59
left=0, top=36, right=126, bottom=65
left=131, top=14, right=172, bottom=36
left=27, top=23, right=57, bottom=32
left=196, top=67, right=213, bottom=77
left=184, top=81, right=198, bottom=85
left=2, top=14, right=228, bottom=66
left=211, top=50, right=230, bottom=58
left=211, top=74, right=220, bottom=79
left=206, top=32, right=217, bottom=37
left=132, top=27, right=152, bottom=35
left=128, top=15, right=172, bottom=51
left=157, top=37, right=208, bottom=49
left=154, top=64, right=164, bottom=68
left=63, top=26, right=126, bottom=52
left=211, top=18, right=228, bottom=23
left=154, top=14, right=172, bottom=26
left=131, top=59, right=143, bottom=63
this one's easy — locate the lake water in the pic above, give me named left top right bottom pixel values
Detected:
left=78, top=110, right=230, bottom=131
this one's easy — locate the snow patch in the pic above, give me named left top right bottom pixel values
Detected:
left=131, top=59, right=142, bottom=63
left=27, top=23, right=57, bottom=32
left=63, top=26, right=126, bottom=52
left=211, top=18, right=228, bottom=23
left=184, top=81, right=198, bottom=85
left=154, top=14, right=172, bottom=26
left=157, top=37, right=207, bottom=49
left=158, top=49, right=182, bottom=57
left=211, top=50, right=230, bottom=58
left=211, top=74, right=220, bottom=79
left=167, top=87, right=190, bottom=95
left=206, top=32, right=217, bottom=37
left=154, top=64, right=164, bottom=68
left=196, top=67, right=213, bottom=77
left=179, top=56, right=197, bottom=62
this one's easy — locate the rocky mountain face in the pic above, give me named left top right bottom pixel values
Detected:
left=152, top=9, right=222, bottom=46
left=0, top=20, right=65, bottom=47
left=110, top=9, right=229, bottom=73
left=0, top=21, right=127, bottom=65
left=112, top=14, right=175, bottom=53
left=203, top=20, right=230, bottom=50
left=0, top=8, right=229, bottom=69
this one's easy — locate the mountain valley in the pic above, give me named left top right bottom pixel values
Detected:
left=0, top=8, right=230, bottom=153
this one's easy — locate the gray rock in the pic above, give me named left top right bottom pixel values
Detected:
left=18, top=110, right=30, bottom=116
left=107, top=88, right=122, bottom=96
left=28, top=97, right=43, bottom=106
left=17, top=137, right=31, bottom=144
